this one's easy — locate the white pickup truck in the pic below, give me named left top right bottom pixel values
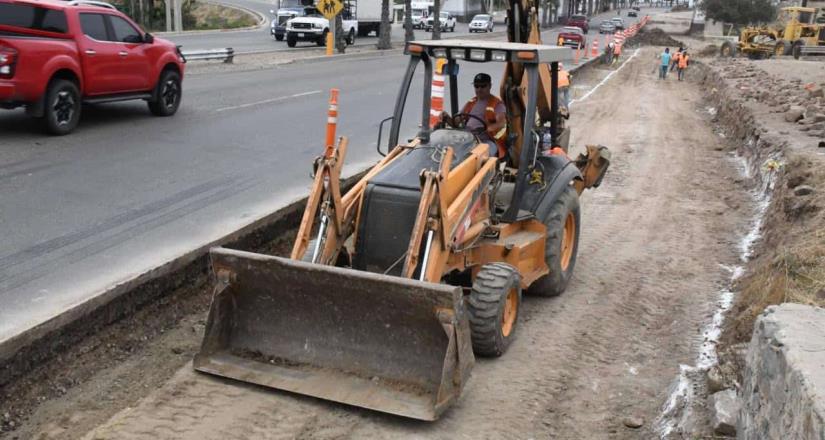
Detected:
left=285, top=8, right=357, bottom=47
left=424, top=11, right=456, bottom=32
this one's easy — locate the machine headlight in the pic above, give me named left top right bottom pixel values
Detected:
left=491, top=51, right=507, bottom=61
left=312, top=23, right=322, bottom=29
left=451, top=49, right=465, bottom=59
left=432, top=48, right=447, bottom=58
left=470, top=49, right=486, bottom=61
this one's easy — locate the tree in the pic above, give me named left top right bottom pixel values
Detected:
left=335, top=14, right=346, bottom=53
left=404, top=0, right=414, bottom=44
left=378, top=0, right=391, bottom=49
left=433, top=0, right=441, bottom=39
left=700, top=0, right=776, bottom=25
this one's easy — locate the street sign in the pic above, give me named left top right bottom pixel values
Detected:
left=317, top=0, right=343, bottom=20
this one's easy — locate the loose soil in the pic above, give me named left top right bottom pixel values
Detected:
left=1, top=46, right=754, bottom=439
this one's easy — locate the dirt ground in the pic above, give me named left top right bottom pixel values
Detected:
left=1, top=46, right=756, bottom=440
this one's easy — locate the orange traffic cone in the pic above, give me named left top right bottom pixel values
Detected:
left=591, top=39, right=599, bottom=58
left=429, top=58, right=447, bottom=129
left=324, top=89, right=339, bottom=158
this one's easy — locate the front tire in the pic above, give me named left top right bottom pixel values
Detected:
left=148, top=70, right=182, bottom=117
left=43, top=79, right=81, bottom=136
left=287, top=34, right=297, bottom=47
left=275, top=34, right=284, bottom=41
left=347, top=28, right=355, bottom=45
left=527, top=185, right=581, bottom=297
left=468, top=263, right=522, bottom=357
left=317, top=29, right=328, bottom=46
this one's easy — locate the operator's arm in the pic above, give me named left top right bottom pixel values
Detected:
left=488, top=110, right=506, bottom=134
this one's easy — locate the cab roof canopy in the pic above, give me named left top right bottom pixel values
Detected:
left=408, top=39, right=573, bottom=64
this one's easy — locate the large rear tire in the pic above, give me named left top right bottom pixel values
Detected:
left=527, top=185, right=580, bottom=297
left=467, top=263, right=521, bottom=357
left=720, top=41, right=736, bottom=57
left=774, top=40, right=787, bottom=57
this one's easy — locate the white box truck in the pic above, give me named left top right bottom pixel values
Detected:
left=344, top=0, right=385, bottom=37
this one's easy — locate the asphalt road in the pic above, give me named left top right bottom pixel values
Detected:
left=161, top=6, right=662, bottom=54
left=0, top=9, right=657, bottom=346
left=166, top=21, right=495, bottom=53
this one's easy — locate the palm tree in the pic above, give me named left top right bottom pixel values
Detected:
left=335, top=15, right=346, bottom=53
left=432, top=0, right=441, bottom=39
left=404, top=0, right=414, bottom=44
left=378, top=0, right=392, bottom=49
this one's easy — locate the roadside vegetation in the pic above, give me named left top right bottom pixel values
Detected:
left=111, top=0, right=257, bottom=32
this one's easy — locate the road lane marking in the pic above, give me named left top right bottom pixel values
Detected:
left=214, top=90, right=322, bottom=113
left=570, top=47, right=640, bottom=107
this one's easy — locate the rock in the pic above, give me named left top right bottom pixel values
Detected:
left=706, top=366, right=726, bottom=394
left=622, top=416, right=644, bottom=429
left=812, top=113, right=825, bottom=123
left=794, top=185, right=814, bottom=196
left=786, top=106, right=805, bottom=122
left=709, top=389, right=739, bottom=436
left=807, top=84, right=824, bottom=99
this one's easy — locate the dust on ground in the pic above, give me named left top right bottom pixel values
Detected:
left=0, top=46, right=751, bottom=439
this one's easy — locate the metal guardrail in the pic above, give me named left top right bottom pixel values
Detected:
left=180, top=48, right=235, bottom=63
left=793, top=45, right=825, bottom=59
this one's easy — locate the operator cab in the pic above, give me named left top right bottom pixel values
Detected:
left=376, top=39, right=574, bottom=223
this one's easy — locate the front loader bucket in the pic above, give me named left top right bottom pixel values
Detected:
left=194, top=247, right=474, bottom=421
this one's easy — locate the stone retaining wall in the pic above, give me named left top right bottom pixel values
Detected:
left=739, top=304, right=825, bottom=440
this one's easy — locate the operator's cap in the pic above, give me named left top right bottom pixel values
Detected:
left=472, top=73, right=492, bottom=85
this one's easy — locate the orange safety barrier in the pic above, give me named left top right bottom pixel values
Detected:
left=429, top=58, right=447, bottom=129
left=324, top=88, right=339, bottom=158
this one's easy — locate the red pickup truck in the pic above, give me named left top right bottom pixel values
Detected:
left=0, top=0, right=185, bottom=135
left=564, top=14, right=589, bottom=34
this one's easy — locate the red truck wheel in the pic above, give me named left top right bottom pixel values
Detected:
left=149, top=70, right=182, bottom=117
left=44, top=79, right=81, bottom=136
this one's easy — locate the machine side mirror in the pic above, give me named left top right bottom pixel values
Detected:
left=376, top=116, right=394, bottom=157
left=143, top=33, right=154, bottom=44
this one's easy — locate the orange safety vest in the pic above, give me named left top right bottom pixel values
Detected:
left=462, top=96, right=508, bottom=158
left=613, top=43, right=621, bottom=55
left=678, top=54, right=689, bottom=68
left=558, top=70, right=570, bottom=88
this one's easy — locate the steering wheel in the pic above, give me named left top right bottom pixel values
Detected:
left=450, top=113, right=488, bottom=133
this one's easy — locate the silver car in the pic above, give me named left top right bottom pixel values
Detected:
left=611, top=17, right=625, bottom=30
left=469, top=14, right=494, bottom=32
left=599, top=20, right=616, bottom=34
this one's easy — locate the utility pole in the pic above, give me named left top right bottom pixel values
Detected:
left=166, top=0, right=172, bottom=31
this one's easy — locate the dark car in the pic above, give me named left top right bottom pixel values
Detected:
left=628, top=10, right=638, bottom=17
left=565, top=14, right=589, bottom=33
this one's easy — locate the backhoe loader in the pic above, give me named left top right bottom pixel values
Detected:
left=193, top=0, right=610, bottom=421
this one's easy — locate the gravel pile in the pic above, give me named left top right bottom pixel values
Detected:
left=632, top=27, right=684, bottom=48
